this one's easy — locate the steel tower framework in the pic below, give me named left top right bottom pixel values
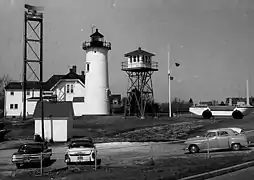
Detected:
left=23, top=4, right=45, bottom=140
left=122, top=48, right=158, bottom=119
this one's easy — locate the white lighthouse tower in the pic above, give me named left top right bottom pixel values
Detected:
left=82, top=29, right=111, bottom=115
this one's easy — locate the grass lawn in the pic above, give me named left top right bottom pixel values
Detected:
left=184, top=113, right=254, bottom=138
left=1, top=113, right=254, bottom=142
left=5, top=151, right=254, bottom=180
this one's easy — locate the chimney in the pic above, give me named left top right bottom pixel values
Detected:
left=72, top=65, right=77, bottom=73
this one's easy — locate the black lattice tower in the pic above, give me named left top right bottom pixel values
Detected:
left=122, top=47, right=158, bottom=119
left=23, top=4, right=45, bottom=139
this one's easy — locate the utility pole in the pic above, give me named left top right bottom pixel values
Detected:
left=168, top=44, right=172, bottom=118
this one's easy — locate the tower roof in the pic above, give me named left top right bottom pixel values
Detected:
left=124, top=47, right=155, bottom=57
left=90, top=29, right=104, bottom=38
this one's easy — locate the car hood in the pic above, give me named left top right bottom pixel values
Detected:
left=67, top=147, right=94, bottom=154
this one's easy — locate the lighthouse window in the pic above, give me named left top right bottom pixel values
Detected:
left=86, top=63, right=90, bottom=72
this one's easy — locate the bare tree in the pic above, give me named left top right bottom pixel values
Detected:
left=0, top=75, right=11, bottom=96
left=0, top=75, right=11, bottom=114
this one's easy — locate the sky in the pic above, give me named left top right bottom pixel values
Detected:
left=0, top=0, right=254, bottom=103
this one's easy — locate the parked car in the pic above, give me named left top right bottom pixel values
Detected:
left=64, top=138, right=98, bottom=165
left=184, top=128, right=249, bottom=153
left=11, top=142, right=52, bottom=168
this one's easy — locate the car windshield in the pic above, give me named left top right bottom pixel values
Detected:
left=18, top=144, right=43, bottom=153
left=69, top=141, right=94, bottom=148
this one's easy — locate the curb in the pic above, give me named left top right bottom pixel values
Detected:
left=0, top=140, right=186, bottom=151
left=179, top=160, right=254, bottom=180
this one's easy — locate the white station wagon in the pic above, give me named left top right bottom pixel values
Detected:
left=64, top=138, right=97, bottom=165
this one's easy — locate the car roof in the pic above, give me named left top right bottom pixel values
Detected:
left=207, top=128, right=234, bottom=133
left=227, top=127, right=242, bottom=131
left=71, top=137, right=93, bottom=142
left=21, top=142, right=45, bottom=146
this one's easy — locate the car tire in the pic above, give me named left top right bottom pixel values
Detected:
left=43, top=157, right=50, bottom=165
left=232, top=110, right=243, bottom=119
left=231, top=143, right=241, bottom=151
left=202, top=110, right=212, bottom=119
left=189, top=145, right=199, bottom=154
left=16, top=163, right=21, bottom=169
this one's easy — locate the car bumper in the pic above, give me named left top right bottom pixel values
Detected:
left=65, top=156, right=95, bottom=163
left=12, top=158, right=41, bottom=164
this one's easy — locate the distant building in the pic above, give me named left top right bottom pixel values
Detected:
left=110, top=94, right=121, bottom=105
left=226, top=97, right=254, bottom=106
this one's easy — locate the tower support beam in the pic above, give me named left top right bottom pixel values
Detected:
left=23, top=4, right=45, bottom=141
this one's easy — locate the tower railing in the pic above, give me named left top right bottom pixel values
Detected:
left=121, top=61, right=158, bottom=71
left=82, top=41, right=111, bottom=50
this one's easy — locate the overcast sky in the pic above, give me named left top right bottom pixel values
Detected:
left=0, top=0, right=254, bottom=103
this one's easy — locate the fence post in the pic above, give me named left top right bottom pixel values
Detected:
left=206, top=137, right=210, bottom=158
left=40, top=152, right=43, bottom=176
left=94, top=149, right=97, bottom=170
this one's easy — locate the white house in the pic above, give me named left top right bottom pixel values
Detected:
left=4, top=82, right=41, bottom=117
left=50, top=67, right=86, bottom=116
left=4, top=66, right=86, bottom=117
left=33, top=101, right=74, bottom=142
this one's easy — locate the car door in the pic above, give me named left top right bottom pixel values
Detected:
left=217, top=131, right=230, bottom=149
left=206, top=132, right=218, bottom=149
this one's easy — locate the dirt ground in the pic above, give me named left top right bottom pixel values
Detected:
left=0, top=141, right=254, bottom=180
left=2, top=114, right=254, bottom=179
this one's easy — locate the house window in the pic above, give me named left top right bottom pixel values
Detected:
left=133, top=56, right=136, bottom=62
left=71, top=85, right=74, bottom=93
left=67, top=85, right=70, bottom=93
left=27, top=91, right=30, bottom=95
left=129, top=57, right=132, bottom=63
left=10, top=91, right=14, bottom=96
left=10, top=104, right=13, bottom=109
left=14, top=104, right=18, bottom=109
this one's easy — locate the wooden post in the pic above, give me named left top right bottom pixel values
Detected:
left=94, top=150, right=97, bottom=170
left=207, top=137, right=210, bottom=158
left=40, top=152, right=43, bottom=176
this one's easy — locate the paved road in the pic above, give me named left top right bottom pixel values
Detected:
left=0, top=141, right=253, bottom=177
left=0, top=142, right=186, bottom=176
left=207, top=166, right=254, bottom=180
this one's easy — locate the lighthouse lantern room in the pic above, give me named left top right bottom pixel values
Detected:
left=82, top=29, right=111, bottom=115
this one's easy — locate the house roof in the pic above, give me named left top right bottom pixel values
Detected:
left=61, top=71, right=85, bottom=84
left=33, top=101, right=74, bottom=118
left=124, top=47, right=155, bottom=57
left=111, top=94, right=121, bottom=99
left=5, top=71, right=85, bottom=91
left=5, top=81, right=42, bottom=90
left=43, top=75, right=64, bottom=91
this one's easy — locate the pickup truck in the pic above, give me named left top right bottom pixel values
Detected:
left=184, top=128, right=249, bottom=153
left=11, top=142, right=52, bottom=168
